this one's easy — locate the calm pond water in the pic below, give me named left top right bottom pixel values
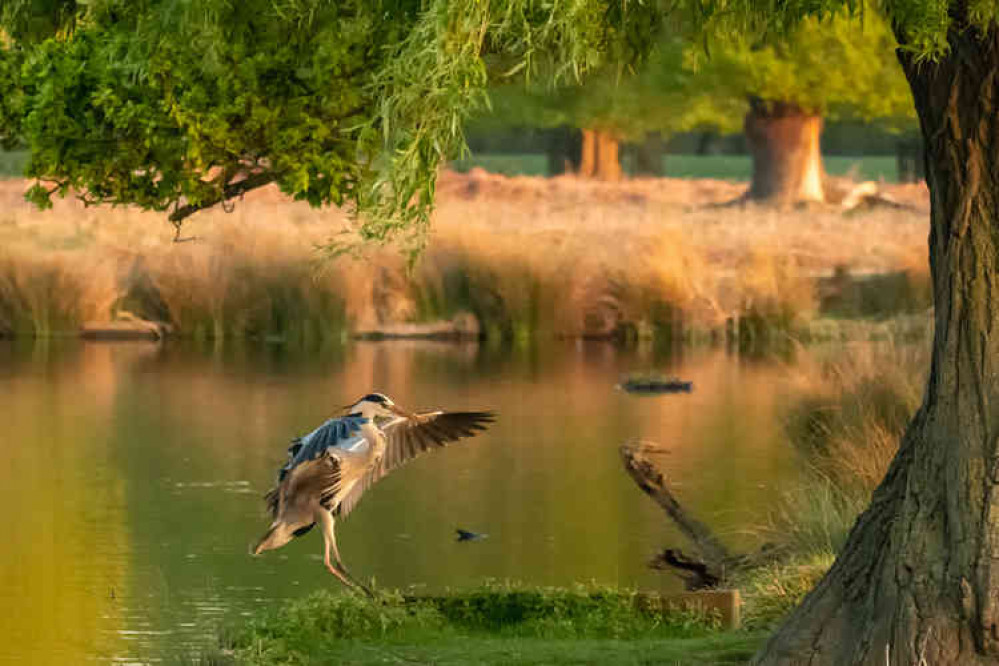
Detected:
left=0, top=339, right=811, bottom=664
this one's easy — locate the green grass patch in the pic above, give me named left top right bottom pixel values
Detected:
left=213, top=585, right=763, bottom=665
left=219, top=634, right=763, bottom=665
left=663, top=155, right=898, bottom=182
left=450, top=153, right=901, bottom=182
left=735, top=555, right=834, bottom=631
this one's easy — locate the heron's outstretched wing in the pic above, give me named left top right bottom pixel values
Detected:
left=335, top=411, right=495, bottom=518
left=264, top=415, right=369, bottom=517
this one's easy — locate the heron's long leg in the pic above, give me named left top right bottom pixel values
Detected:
left=317, top=510, right=373, bottom=598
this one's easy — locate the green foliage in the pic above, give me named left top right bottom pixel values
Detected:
left=220, top=585, right=729, bottom=665
left=478, top=9, right=913, bottom=138
left=5, top=1, right=383, bottom=220
left=479, top=37, right=693, bottom=139
left=0, top=0, right=642, bottom=250
left=684, top=10, right=913, bottom=131
left=0, top=0, right=992, bottom=245
left=680, top=1, right=999, bottom=61
left=422, top=582, right=722, bottom=637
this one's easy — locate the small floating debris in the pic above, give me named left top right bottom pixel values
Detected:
left=455, top=528, right=488, bottom=542
left=80, top=316, right=170, bottom=341
left=615, top=375, right=694, bottom=395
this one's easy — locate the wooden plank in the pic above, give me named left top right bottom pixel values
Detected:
left=643, top=589, right=741, bottom=631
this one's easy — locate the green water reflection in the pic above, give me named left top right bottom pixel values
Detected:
left=0, top=339, right=805, bottom=663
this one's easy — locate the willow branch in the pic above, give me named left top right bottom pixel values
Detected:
left=168, top=171, right=278, bottom=224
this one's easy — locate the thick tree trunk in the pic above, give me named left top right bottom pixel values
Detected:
left=744, top=99, right=824, bottom=204
left=754, top=24, right=999, bottom=666
left=578, top=128, right=622, bottom=181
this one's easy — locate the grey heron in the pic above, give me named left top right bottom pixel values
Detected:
left=252, top=393, right=495, bottom=594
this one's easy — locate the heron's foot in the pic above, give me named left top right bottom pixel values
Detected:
left=325, top=560, right=374, bottom=598
left=340, top=564, right=375, bottom=599
left=352, top=579, right=375, bottom=599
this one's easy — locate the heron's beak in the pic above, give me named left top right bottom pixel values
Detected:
left=252, top=526, right=277, bottom=556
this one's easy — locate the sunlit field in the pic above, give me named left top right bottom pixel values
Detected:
left=0, top=170, right=929, bottom=344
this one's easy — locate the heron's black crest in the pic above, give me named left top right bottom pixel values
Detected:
left=360, top=393, right=389, bottom=404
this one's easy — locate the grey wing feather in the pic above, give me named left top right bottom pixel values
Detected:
left=264, top=415, right=369, bottom=517
left=334, top=410, right=495, bottom=519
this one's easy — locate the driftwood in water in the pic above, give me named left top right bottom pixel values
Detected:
left=620, top=441, right=750, bottom=590
left=616, top=376, right=694, bottom=395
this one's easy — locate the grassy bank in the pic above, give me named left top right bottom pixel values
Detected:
left=209, top=586, right=764, bottom=665
left=200, top=343, right=926, bottom=663
left=0, top=172, right=930, bottom=344
left=727, top=342, right=925, bottom=630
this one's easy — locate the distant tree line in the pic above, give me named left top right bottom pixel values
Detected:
left=466, top=10, right=918, bottom=199
left=463, top=124, right=925, bottom=182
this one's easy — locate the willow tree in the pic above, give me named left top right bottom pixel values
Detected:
left=476, top=40, right=686, bottom=180
left=670, top=11, right=913, bottom=203
left=476, top=11, right=911, bottom=198
left=0, top=0, right=646, bottom=249
left=725, top=4, right=999, bottom=664
left=4, top=2, right=999, bottom=663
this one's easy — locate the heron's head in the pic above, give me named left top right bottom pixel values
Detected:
left=344, top=393, right=408, bottom=420
left=252, top=516, right=315, bottom=556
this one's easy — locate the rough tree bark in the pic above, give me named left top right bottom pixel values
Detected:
left=744, top=98, right=825, bottom=205
left=754, top=19, right=999, bottom=666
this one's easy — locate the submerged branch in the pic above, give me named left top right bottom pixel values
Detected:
left=620, top=441, right=750, bottom=589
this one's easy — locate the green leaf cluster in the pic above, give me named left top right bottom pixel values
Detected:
left=0, top=0, right=639, bottom=251
left=0, top=0, right=993, bottom=243
left=679, top=1, right=999, bottom=62
left=478, top=9, right=914, bottom=139
left=4, top=1, right=391, bottom=222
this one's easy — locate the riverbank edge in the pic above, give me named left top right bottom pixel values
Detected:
left=203, top=586, right=766, bottom=665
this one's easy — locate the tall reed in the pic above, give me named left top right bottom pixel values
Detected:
left=0, top=172, right=931, bottom=342
left=761, top=342, right=927, bottom=559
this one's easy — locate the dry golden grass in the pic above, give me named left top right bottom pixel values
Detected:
left=785, top=341, right=926, bottom=488
left=757, top=341, right=928, bottom=559
left=0, top=170, right=931, bottom=339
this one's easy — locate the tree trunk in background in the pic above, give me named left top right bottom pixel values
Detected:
left=579, top=128, right=597, bottom=177
left=595, top=131, right=621, bottom=180
left=754, top=24, right=999, bottom=666
left=744, top=99, right=824, bottom=204
left=578, top=128, right=622, bottom=180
